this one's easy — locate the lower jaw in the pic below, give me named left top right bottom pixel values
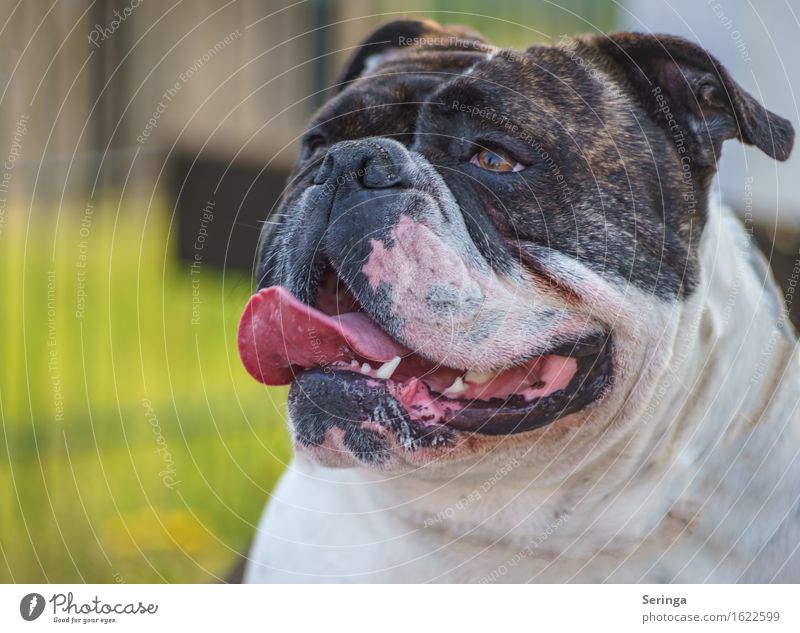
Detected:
left=287, top=345, right=613, bottom=453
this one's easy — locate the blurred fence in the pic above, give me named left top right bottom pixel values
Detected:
left=0, top=1, right=617, bottom=198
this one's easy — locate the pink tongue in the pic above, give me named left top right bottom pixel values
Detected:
left=238, top=286, right=408, bottom=385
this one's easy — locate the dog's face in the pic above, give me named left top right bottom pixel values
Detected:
left=239, top=20, right=793, bottom=475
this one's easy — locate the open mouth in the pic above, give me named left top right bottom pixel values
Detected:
left=238, top=266, right=612, bottom=438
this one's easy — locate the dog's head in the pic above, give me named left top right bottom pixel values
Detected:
left=238, top=20, right=793, bottom=475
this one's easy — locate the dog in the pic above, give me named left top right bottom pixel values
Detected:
left=237, top=20, right=800, bottom=582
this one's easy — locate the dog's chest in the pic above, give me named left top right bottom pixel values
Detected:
left=244, top=459, right=752, bottom=583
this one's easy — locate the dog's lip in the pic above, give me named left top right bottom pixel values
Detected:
left=238, top=284, right=612, bottom=435
left=435, top=346, right=611, bottom=434
left=237, top=285, right=598, bottom=388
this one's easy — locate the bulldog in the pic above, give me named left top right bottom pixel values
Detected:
left=237, top=20, right=800, bottom=582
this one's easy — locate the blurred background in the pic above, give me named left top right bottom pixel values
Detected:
left=1, top=0, right=798, bottom=582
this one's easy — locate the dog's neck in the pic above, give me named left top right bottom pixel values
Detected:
left=579, top=197, right=800, bottom=550
left=636, top=195, right=797, bottom=467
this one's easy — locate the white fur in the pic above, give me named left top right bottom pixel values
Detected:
left=245, top=198, right=800, bottom=582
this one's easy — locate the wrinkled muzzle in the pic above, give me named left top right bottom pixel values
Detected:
left=258, top=137, right=596, bottom=372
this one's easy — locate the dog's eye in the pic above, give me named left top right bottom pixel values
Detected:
left=302, top=134, right=326, bottom=159
left=470, top=148, right=524, bottom=173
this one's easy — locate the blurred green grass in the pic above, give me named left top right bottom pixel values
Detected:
left=0, top=197, right=290, bottom=582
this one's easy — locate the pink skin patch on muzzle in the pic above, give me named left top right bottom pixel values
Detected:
left=357, top=214, right=587, bottom=372
left=361, top=214, right=482, bottom=315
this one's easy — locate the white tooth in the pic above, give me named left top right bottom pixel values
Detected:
left=360, top=362, right=373, bottom=374
left=375, top=356, right=401, bottom=380
left=445, top=376, right=467, bottom=394
left=350, top=359, right=359, bottom=368
left=464, top=369, right=495, bottom=384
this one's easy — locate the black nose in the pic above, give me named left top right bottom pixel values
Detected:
left=314, top=137, right=412, bottom=189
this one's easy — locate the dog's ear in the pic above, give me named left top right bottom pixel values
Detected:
left=334, top=19, right=488, bottom=91
left=585, top=32, right=794, bottom=166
